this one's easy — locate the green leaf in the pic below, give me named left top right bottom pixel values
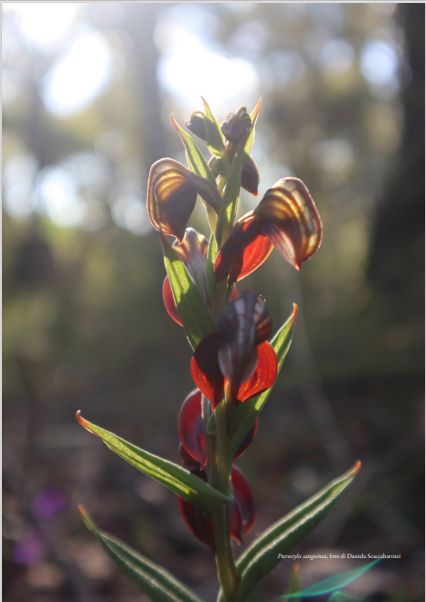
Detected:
left=77, top=413, right=231, bottom=512
left=243, top=98, right=262, bottom=167
left=171, top=115, right=217, bottom=186
left=170, top=114, right=220, bottom=234
left=161, top=234, right=217, bottom=351
left=79, top=506, right=205, bottom=602
left=201, top=97, right=226, bottom=158
left=229, top=304, right=298, bottom=460
left=206, top=234, right=218, bottom=302
left=285, top=562, right=302, bottom=602
left=281, top=560, right=380, bottom=598
left=217, top=461, right=361, bottom=602
left=215, top=137, right=246, bottom=247
left=328, top=593, right=365, bottom=602
left=215, top=99, right=262, bottom=247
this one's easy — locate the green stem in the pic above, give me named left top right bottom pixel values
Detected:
left=202, top=395, right=217, bottom=489
left=217, top=175, right=227, bottom=194
left=212, top=391, right=238, bottom=601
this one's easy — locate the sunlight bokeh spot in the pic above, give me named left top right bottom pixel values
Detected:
left=36, top=167, right=85, bottom=228
left=42, top=31, right=112, bottom=117
left=12, top=3, right=76, bottom=51
left=318, top=39, right=355, bottom=74
left=156, top=25, right=258, bottom=109
left=360, top=40, right=399, bottom=86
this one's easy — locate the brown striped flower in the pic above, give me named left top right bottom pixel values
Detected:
left=191, top=291, right=277, bottom=407
left=214, top=177, right=323, bottom=285
left=147, top=159, right=221, bottom=242
left=163, top=228, right=238, bottom=325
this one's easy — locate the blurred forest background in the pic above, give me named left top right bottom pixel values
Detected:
left=2, top=3, right=424, bottom=602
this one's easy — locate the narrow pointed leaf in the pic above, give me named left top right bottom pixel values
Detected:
left=243, top=98, right=262, bottom=166
left=285, top=562, right=301, bottom=602
left=216, top=132, right=249, bottom=247
left=281, top=560, right=380, bottom=598
left=170, top=117, right=218, bottom=233
left=76, top=412, right=231, bottom=511
left=328, top=593, right=365, bottom=602
left=161, top=234, right=217, bottom=350
left=79, top=506, right=204, bottom=602
left=171, top=115, right=217, bottom=186
left=201, top=97, right=226, bottom=158
left=216, top=462, right=361, bottom=602
left=206, top=234, right=218, bottom=302
left=229, top=304, right=298, bottom=460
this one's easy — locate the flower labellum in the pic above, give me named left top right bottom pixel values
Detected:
left=191, top=291, right=278, bottom=406
left=147, top=159, right=221, bottom=242
left=214, top=177, right=323, bottom=285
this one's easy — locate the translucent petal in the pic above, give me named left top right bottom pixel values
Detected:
left=255, top=177, right=322, bottom=270
left=230, top=466, right=256, bottom=543
left=178, top=390, right=207, bottom=469
left=190, top=332, right=225, bottom=409
left=147, top=158, right=221, bottom=241
left=236, top=341, right=278, bottom=403
left=214, top=212, right=273, bottom=285
left=178, top=497, right=215, bottom=554
left=162, top=276, right=182, bottom=325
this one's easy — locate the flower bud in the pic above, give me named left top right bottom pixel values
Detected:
left=241, top=155, right=260, bottom=196
left=185, top=111, right=207, bottom=141
left=221, top=106, right=252, bottom=143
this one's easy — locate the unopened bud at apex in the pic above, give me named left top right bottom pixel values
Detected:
left=221, top=106, right=252, bottom=143
left=185, top=111, right=207, bottom=141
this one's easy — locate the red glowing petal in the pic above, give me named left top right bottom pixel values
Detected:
left=178, top=498, right=215, bottom=554
left=230, top=466, right=256, bottom=543
left=218, top=291, right=273, bottom=400
left=178, top=390, right=207, bottom=470
left=236, top=341, right=278, bottom=403
left=162, top=276, right=182, bottom=326
left=214, top=212, right=273, bottom=285
left=230, top=284, right=239, bottom=300
left=255, top=178, right=322, bottom=270
left=191, top=333, right=225, bottom=409
left=233, top=418, right=259, bottom=460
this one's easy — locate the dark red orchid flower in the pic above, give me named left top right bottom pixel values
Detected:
left=214, top=177, right=323, bottom=286
left=191, top=291, right=278, bottom=407
left=163, top=228, right=238, bottom=326
left=178, top=465, right=256, bottom=553
left=147, top=159, right=221, bottom=242
left=178, top=389, right=258, bottom=469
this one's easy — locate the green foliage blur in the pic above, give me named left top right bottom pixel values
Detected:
left=3, top=4, right=424, bottom=602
